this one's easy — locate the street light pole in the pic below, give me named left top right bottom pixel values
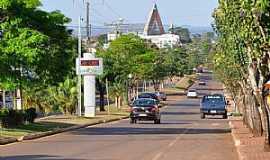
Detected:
left=77, top=16, right=82, bottom=116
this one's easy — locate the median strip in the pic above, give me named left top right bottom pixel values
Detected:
left=0, top=110, right=129, bottom=145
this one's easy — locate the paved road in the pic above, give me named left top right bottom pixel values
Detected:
left=0, top=73, right=238, bottom=160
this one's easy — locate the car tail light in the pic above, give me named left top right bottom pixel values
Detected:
left=151, top=106, right=158, bottom=112
left=129, top=108, right=134, bottom=112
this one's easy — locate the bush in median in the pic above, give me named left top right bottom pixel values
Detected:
left=0, top=108, right=37, bottom=128
left=25, top=108, right=37, bottom=123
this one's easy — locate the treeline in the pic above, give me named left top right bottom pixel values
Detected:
left=96, top=31, right=215, bottom=110
left=0, top=0, right=214, bottom=118
left=0, top=0, right=77, bottom=115
left=213, top=0, right=270, bottom=149
left=96, top=34, right=191, bottom=110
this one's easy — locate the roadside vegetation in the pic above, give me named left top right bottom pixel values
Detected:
left=0, top=0, right=213, bottom=137
left=213, top=0, right=270, bottom=149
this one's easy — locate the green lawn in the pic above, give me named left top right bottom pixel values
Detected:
left=0, top=122, right=72, bottom=138
left=0, top=106, right=129, bottom=139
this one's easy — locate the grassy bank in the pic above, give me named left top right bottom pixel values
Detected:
left=0, top=106, right=129, bottom=139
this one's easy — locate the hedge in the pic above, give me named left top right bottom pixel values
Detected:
left=0, top=108, right=37, bottom=128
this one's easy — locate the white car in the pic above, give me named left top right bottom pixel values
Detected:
left=187, top=89, right=198, bottom=98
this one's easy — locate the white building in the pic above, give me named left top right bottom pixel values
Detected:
left=138, top=4, right=181, bottom=48
left=140, top=33, right=180, bottom=48
left=104, top=4, right=181, bottom=49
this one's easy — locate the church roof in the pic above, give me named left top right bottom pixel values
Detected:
left=143, top=4, right=165, bottom=36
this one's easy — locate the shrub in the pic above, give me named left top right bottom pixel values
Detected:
left=0, top=109, right=26, bottom=128
left=188, top=79, right=194, bottom=85
left=25, top=108, right=37, bottom=123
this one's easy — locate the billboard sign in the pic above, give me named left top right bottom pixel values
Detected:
left=76, top=58, right=103, bottom=75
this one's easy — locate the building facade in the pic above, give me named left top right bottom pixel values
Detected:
left=105, top=3, right=181, bottom=49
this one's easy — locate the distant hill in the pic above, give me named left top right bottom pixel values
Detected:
left=182, top=25, right=214, bottom=34
left=69, top=24, right=214, bottom=37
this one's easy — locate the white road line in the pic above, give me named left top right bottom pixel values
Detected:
left=151, top=128, right=190, bottom=160
left=152, top=152, right=163, bottom=160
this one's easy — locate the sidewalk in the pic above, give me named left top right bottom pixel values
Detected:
left=229, top=117, right=270, bottom=160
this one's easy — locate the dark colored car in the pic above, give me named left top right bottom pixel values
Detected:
left=200, top=94, right=227, bottom=119
left=136, top=93, right=159, bottom=101
left=198, top=81, right=206, bottom=85
left=155, top=92, right=167, bottom=101
left=130, top=98, right=161, bottom=124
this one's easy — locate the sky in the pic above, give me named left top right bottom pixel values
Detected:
left=41, top=0, right=218, bottom=28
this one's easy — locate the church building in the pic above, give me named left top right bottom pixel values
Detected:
left=105, top=3, right=181, bottom=49
left=139, top=4, right=181, bottom=48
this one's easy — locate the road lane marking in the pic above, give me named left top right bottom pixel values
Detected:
left=151, top=128, right=190, bottom=160
left=152, top=152, right=163, bottom=160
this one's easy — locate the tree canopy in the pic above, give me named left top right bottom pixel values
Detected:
left=213, top=0, right=270, bottom=148
left=0, top=0, right=76, bottom=90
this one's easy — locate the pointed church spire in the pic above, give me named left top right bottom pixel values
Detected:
left=143, top=3, right=165, bottom=36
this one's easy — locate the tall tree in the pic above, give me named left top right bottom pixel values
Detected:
left=0, top=0, right=76, bottom=90
left=213, top=0, right=270, bottom=149
left=171, top=27, right=192, bottom=44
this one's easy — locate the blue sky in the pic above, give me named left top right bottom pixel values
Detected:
left=41, top=0, right=218, bottom=27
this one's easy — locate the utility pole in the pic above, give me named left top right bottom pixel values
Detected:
left=77, top=16, right=82, bottom=116
left=86, top=1, right=91, bottom=42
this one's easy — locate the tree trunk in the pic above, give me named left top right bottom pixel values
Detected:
left=97, top=79, right=105, bottom=112
left=119, top=96, right=122, bottom=107
left=153, top=80, right=160, bottom=91
left=251, top=95, right=263, bottom=136
left=100, top=88, right=105, bottom=112
left=2, top=90, right=5, bottom=108
left=115, top=97, right=118, bottom=108
left=262, top=96, right=270, bottom=151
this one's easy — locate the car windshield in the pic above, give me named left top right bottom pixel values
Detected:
left=189, top=90, right=196, bottom=92
left=133, top=99, right=156, bottom=106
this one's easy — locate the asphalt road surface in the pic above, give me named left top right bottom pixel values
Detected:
left=0, top=73, right=238, bottom=160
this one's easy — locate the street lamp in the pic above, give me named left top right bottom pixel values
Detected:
left=127, top=74, right=133, bottom=103
left=128, top=74, right=133, bottom=79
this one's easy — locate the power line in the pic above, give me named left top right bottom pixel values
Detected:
left=66, top=25, right=110, bottom=29
left=103, top=0, right=123, bottom=19
left=91, top=7, right=112, bottom=22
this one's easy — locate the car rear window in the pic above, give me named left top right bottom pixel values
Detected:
left=133, top=99, right=157, bottom=106
left=202, top=95, right=225, bottom=103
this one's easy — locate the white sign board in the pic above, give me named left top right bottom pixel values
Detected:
left=76, top=58, right=103, bottom=75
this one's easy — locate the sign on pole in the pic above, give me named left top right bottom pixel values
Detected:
left=76, top=58, right=103, bottom=75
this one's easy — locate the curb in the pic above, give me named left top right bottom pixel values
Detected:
left=0, top=116, right=129, bottom=145
left=0, top=137, right=18, bottom=145
left=228, top=118, right=245, bottom=160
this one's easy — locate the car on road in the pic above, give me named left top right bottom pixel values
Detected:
left=129, top=98, right=161, bottom=124
left=200, top=94, right=228, bottom=119
left=155, top=92, right=167, bottom=101
left=198, top=81, right=206, bottom=85
left=137, top=93, right=159, bottom=101
left=187, top=89, right=198, bottom=98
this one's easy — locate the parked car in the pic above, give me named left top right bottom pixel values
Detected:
left=155, top=92, right=167, bottom=101
left=129, top=98, right=161, bottom=124
left=187, top=89, right=198, bottom=98
left=200, top=94, right=228, bottom=119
